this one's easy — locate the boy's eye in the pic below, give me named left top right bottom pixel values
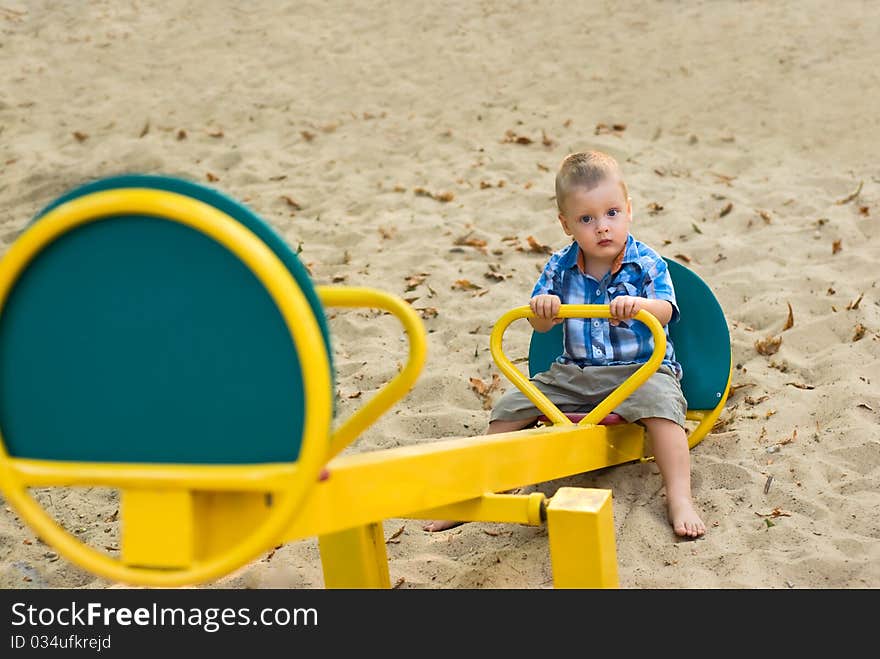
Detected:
left=579, top=215, right=593, bottom=223
left=608, top=209, right=619, bottom=217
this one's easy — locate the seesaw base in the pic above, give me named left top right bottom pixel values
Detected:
left=317, top=487, right=617, bottom=588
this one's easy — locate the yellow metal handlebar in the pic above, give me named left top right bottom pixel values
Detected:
left=489, top=305, right=666, bottom=426
left=317, top=286, right=427, bottom=461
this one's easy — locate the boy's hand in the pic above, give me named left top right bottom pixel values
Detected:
left=609, top=295, right=642, bottom=326
left=530, top=294, right=563, bottom=323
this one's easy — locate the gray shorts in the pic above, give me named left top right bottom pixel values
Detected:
left=490, top=362, right=687, bottom=427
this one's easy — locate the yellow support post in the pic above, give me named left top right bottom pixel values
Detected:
left=318, top=522, right=391, bottom=589
left=121, top=489, right=194, bottom=569
left=546, top=487, right=618, bottom=588
left=192, top=492, right=271, bottom=561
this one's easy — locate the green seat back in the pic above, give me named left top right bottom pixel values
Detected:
left=0, top=175, right=334, bottom=464
left=527, top=258, right=730, bottom=411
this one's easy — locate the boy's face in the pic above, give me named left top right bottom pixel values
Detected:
left=558, top=177, right=632, bottom=266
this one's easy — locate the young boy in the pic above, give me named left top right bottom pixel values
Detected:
left=424, top=150, right=705, bottom=539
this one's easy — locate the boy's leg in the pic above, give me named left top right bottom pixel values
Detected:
left=641, top=417, right=705, bottom=539
left=422, top=417, right=538, bottom=532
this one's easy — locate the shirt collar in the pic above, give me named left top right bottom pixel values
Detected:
left=565, top=234, right=636, bottom=277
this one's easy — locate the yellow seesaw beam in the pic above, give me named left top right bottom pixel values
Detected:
left=283, top=422, right=643, bottom=541
left=198, top=422, right=638, bottom=588
left=158, top=422, right=642, bottom=551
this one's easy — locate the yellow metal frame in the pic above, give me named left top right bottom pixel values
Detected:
left=0, top=188, right=332, bottom=587
left=491, top=305, right=666, bottom=427
left=316, top=286, right=427, bottom=461
left=492, top=304, right=732, bottom=455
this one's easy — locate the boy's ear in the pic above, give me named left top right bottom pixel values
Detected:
left=558, top=213, right=572, bottom=236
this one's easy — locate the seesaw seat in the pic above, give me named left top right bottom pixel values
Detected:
left=0, top=174, right=427, bottom=587
left=2, top=174, right=332, bottom=464
left=0, top=176, right=344, bottom=585
left=525, top=258, right=732, bottom=449
left=538, top=412, right=625, bottom=425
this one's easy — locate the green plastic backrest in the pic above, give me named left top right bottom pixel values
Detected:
left=0, top=175, right=334, bottom=464
left=527, top=258, right=730, bottom=411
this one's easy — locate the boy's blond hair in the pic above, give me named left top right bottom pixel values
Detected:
left=555, top=151, right=628, bottom=214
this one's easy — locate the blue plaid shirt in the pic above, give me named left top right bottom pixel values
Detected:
left=531, top=234, right=682, bottom=378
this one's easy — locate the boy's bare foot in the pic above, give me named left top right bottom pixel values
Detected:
left=422, top=520, right=464, bottom=532
left=667, top=497, right=705, bottom=539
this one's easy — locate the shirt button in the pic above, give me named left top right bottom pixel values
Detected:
left=593, top=320, right=600, bottom=327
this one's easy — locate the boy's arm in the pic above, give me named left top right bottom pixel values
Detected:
left=637, top=297, right=674, bottom=325
left=529, top=249, right=570, bottom=332
left=640, top=253, right=679, bottom=325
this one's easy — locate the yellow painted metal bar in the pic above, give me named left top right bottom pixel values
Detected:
left=546, top=487, right=618, bottom=588
left=491, top=306, right=572, bottom=427
left=489, top=305, right=666, bottom=427
left=0, top=188, right=332, bottom=587
left=3, top=458, right=301, bottom=489
left=406, top=492, right=546, bottom=526
left=283, top=422, right=644, bottom=543
left=316, top=286, right=427, bottom=461
left=318, top=522, right=391, bottom=588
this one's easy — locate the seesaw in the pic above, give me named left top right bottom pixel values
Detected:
left=0, top=175, right=731, bottom=588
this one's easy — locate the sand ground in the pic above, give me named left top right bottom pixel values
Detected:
left=1, top=1, right=878, bottom=589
